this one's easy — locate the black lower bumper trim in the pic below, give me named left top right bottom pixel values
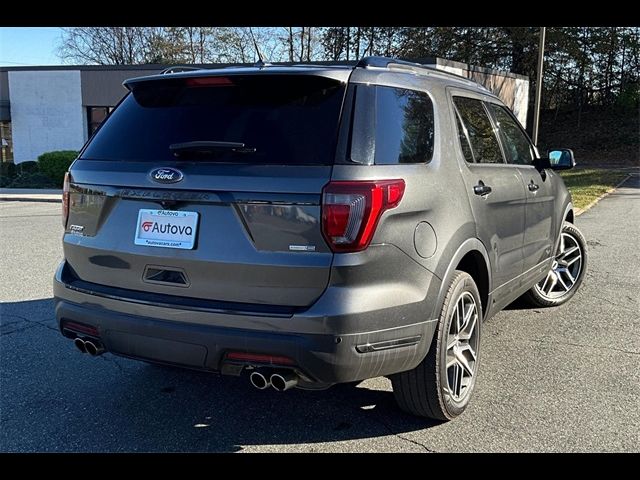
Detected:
left=55, top=298, right=436, bottom=385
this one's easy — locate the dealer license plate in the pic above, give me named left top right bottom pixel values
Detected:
left=134, top=209, right=199, bottom=250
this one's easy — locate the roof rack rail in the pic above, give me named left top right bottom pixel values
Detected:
left=355, top=56, right=491, bottom=92
left=161, top=66, right=201, bottom=74
left=355, top=56, right=422, bottom=69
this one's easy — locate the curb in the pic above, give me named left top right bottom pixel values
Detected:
left=575, top=174, right=632, bottom=217
left=0, top=196, right=61, bottom=203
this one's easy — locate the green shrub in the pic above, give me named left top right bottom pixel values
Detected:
left=615, top=82, right=640, bottom=112
left=6, top=172, right=58, bottom=189
left=0, top=162, right=17, bottom=186
left=17, top=160, right=39, bottom=174
left=37, top=150, right=78, bottom=186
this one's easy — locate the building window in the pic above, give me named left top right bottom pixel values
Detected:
left=87, top=106, right=114, bottom=137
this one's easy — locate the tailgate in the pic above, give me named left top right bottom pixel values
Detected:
left=64, top=162, right=333, bottom=307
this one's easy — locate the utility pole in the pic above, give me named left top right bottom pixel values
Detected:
left=532, top=27, right=546, bottom=145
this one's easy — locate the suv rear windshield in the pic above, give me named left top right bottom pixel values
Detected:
left=81, top=75, right=347, bottom=165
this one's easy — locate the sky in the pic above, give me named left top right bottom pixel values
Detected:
left=0, top=27, right=65, bottom=66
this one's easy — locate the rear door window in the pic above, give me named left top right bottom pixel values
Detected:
left=81, top=75, right=347, bottom=165
left=350, top=85, right=434, bottom=165
left=453, top=96, right=504, bottom=164
left=488, top=104, right=535, bottom=165
left=454, top=109, right=475, bottom=163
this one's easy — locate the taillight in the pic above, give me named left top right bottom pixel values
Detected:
left=321, top=180, right=405, bottom=253
left=62, top=172, right=70, bottom=228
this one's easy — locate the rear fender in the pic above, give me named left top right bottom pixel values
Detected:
left=433, top=237, right=492, bottom=322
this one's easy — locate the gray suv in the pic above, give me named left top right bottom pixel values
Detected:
left=54, top=57, right=587, bottom=420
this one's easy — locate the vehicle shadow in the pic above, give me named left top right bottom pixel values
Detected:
left=503, top=296, right=534, bottom=310
left=119, top=366, right=439, bottom=452
left=1, top=298, right=440, bottom=452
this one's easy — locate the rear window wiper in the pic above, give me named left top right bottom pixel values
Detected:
left=170, top=141, right=256, bottom=156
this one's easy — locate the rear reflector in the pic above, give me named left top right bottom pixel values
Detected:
left=321, top=180, right=405, bottom=252
left=62, top=321, right=99, bottom=337
left=62, top=172, right=70, bottom=228
left=226, top=352, right=295, bottom=366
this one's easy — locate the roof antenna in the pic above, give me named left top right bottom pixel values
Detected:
left=249, top=27, right=266, bottom=68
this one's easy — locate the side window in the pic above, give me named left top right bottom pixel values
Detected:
left=489, top=104, right=534, bottom=165
left=454, top=109, right=474, bottom=163
left=351, top=85, right=434, bottom=164
left=453, top=96, right=504, bottom=164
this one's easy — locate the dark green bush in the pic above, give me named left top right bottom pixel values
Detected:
left=615, top=82, right=640, bottom=112
left=6, top=172, right=58, bottom=189
left=37, top=150, right=78, bottom=186
left=0, top=162, right=17, bottom=186
left=17, top=160, right=39, bottom=174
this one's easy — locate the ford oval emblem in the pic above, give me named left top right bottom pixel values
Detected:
left=149, top=167, right=183, bottom=184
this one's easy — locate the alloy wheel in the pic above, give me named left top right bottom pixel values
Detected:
left=535, top=232, right=583, bottom=299
left=445, top=291, right=479, bottom=402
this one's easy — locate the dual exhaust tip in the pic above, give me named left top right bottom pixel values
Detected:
left=74, top=337, right=105, bottom=357
left=250, top=370, right=298, bottom=392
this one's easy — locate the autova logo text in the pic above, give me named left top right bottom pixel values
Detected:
left=141, top=221, right=193, bottom=236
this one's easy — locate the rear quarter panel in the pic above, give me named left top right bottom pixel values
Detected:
left=331, top=76, right=477, bottom=321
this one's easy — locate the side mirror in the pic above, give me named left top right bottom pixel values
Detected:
left=547, top=148, right=576, bottom=170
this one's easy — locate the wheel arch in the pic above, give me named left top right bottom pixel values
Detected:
left=554, top=201, right=575, bottom=253
left=435, top=238, right=492, bottom=322
left=564, top=202, right=575, bottom=224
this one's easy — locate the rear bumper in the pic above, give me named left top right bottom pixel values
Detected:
left=54, top=262, right=438, bottom=385
left=55, top=299, right=434, bottom=385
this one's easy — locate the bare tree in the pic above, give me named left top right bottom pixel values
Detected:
left=59, top=27, right=152, bottom=65
left=60, top=26, right=223, bottom=65
left=280, top=27, right=323, bottom=62
left=287, top=27, right=295, bottom=61
left=322, top=27, right=347, bottom=61
left=180, top=27, right=214, bottom=63
left=213, top=27, right=276, bottom=63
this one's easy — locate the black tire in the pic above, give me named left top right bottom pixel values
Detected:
left=391, top=271, right=482, bottom=420
left=522, top=222, right=587, bottom=308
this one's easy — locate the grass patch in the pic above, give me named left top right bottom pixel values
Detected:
left=559, top=168, right=629, bottom=210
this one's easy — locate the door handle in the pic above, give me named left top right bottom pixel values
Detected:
left=528, top=182, right=540, bottom=192
left=473, top=181, right=492, bottom=196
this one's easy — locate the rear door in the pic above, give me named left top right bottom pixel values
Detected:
left=487, top=102, right=556, bottom=272
left=451, top=94, right=527, bottom=292
left=64, top=73, right=348, bottom=308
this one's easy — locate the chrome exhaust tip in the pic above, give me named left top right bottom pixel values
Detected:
left=74, top=338, right=87, bottom=354
left=249, top=371, right=271, bottom=390
left=84, top=339, right=105, bottom=357
left=270, top=372, right=298, bottom=392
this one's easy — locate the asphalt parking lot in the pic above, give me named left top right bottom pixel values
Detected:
left=1, top=176, right=638, bottom=452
